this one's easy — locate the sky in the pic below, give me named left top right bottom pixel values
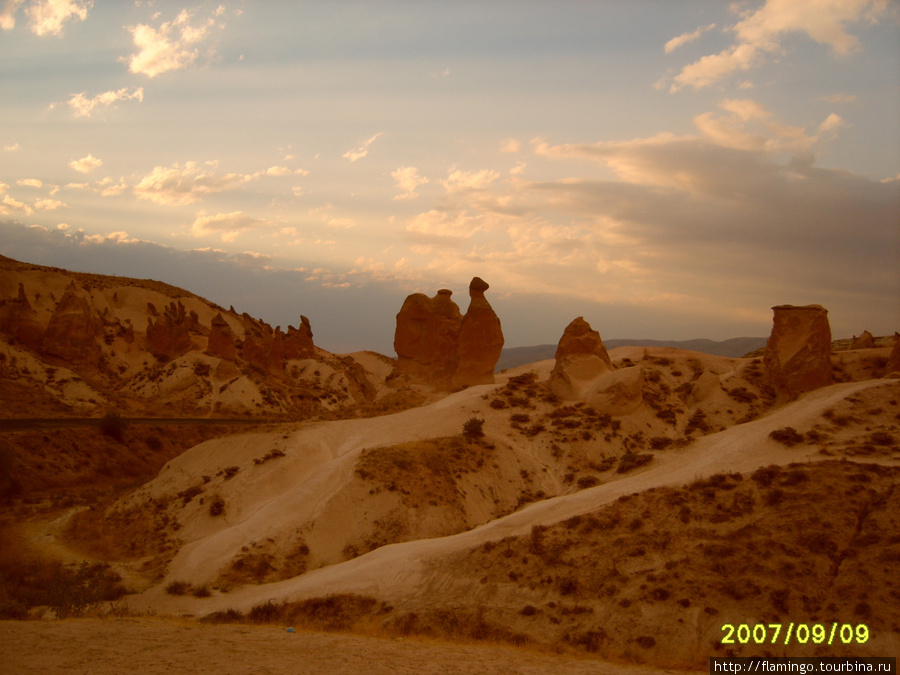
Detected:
left=1, top=0, right=899, bottom=354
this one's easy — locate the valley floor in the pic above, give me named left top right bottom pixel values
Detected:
left=0, top=618, right=691, bottom=675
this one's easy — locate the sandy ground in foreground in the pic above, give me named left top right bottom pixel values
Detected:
left=0, top=618, right=693, bottom=675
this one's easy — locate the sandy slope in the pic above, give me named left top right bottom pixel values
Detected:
left=0, top=618, right=687, bottom=675
left=127, top=374, right=899, bottom=617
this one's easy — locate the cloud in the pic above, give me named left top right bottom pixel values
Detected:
left=134, top=161, right=244, bottom=205
left=500, top=138, right=520, bottom=153
left=441, top=167, right=499, bottom=193
left=34, top=198, right=66, bottom=210
left=0, top=0, right=24, bottom=30
left=392, top=166, right=429, bottom=199
left=16, top=178, right=43, bottom=188
left=817, top=112, right=845, bottom=135
left=405, top=209, right=480, bottom=243
left=66, top=86, right=144, bottom=117
left=18, top=0, right=91, bottom=36
left=69, top=153, right=103, bottom=173
left=342, top=133, right=383, bottom=162
left=125, top=7, right=221, bottom=77
left=133, top=161, right=286, bottom=206
left=191, top=211, right=275, bottom=242
left=664, top=23, right=716, bottom=53
left=671, top=0, right=890, bottom=91
left=1, top=193, right=32, bottom=215
left=3, top=142, right=19, bottom=151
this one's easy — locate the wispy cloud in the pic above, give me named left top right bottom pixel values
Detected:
left=342, top=133, right=383, bottom=162
left=66, top=86, right=143, bottom=117
left=68, top=153, right=102, bottom=173
left=670, top=0, right=890, bottom=91
left=134, top=161, right=246, bottom=205
left=191, top=211, right=276, bottom=242
left=133, top=161, right=291, bottom=206
left=125, top=7, right=222, bottom=77
left=664, top=23, right=715, bottom=53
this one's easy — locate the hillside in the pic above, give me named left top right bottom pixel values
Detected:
left=497, top=337, right=770, bottom=371
left=1, top=257, right=898, bottom=671
left=0, top=255, right=412, bottom=423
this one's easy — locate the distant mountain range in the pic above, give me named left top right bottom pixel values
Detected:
left=496, top=337, right=768, bottom=371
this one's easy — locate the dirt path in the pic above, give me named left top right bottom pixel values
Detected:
left=0, top=618, right=692, bottom=675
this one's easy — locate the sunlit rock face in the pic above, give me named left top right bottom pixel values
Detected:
left=453, top=278, right=504, bottom=388
left=548, top=316, right=614, bottom=401
left=850, top=330, right=875, bottom=349
left=392, top=277, right=503, bottom=390
left=763, top=304, right=833, bottom=400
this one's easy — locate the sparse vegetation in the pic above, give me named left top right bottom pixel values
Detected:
left=769, top=426, right=804, bottom=446
left=462, top=417, right=485, bottom=439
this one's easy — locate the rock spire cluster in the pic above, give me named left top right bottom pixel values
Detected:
left=392, top=277, right=504, bottom=389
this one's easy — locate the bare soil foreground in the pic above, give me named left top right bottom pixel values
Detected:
left=0, top=618, right=690, bottom=675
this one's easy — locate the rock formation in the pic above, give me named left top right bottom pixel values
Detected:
left=392, top=278, right=503, bottom=389
left=145, top=300, right=194, bottom=362
left=548, top=316, right=614, bottom=400
left=42, top=282, right=102, bottom=364
left=0, top=283, right=43, bottom=348
left=393, top=289, right=463, bottom=388
left=453, top=278, right=504, bottom=388
left=240, top=316, right=314, bottom=376
left=850, top=330, right=875, bottom=349
left=283, top=316, right=316, bottom=360
left=886, top=333, right=900, bottom=376
left=207, top=313, right=236, bottom=361
left=763, top=304, right=833, bottom=400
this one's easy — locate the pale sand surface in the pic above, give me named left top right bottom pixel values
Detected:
left=0, top=619, right=691, bottom=675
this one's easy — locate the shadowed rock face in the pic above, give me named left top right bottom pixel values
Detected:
left=393, top=290, right=463, bottom=388
left=42, top=282, right=102, bottom=364
left=763, top=304, right=833, bottom=400
left=393, top=278, right=504, bottom=390
left=145, top=300, right=193, bottom=362
left=0, top=283, right=43, bottom=348
left=887, top=334, right=900, bottom=376
left=207, top=313, right=236, bottom=361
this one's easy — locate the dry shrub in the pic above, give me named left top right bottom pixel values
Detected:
left=616, top=452, right=653, bottom=474
left=769, top=427, right=804, bottom=446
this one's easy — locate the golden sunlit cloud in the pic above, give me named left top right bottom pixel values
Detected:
left=25, top=0, right=90, bottom=37
left=125, top=7, right=221, bottom=77
left=392, top=166, right=429, bottom=199
left=69, top=153, right=103, bottom=173
left=16, top=178, right=43, bottom=188
left=66, top=87, right=143, bottom=117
